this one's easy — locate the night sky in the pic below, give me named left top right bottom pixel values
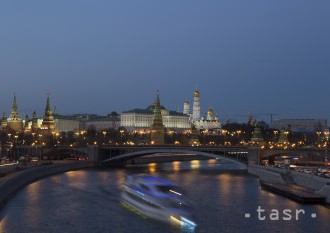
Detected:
left=0, top=1, right=329, bottom=124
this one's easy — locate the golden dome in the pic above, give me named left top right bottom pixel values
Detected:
left=194, top=90, right=200, bottom=97
left=208, top=106, right=214, bottom=115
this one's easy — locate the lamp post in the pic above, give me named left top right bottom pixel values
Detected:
left=102, top=131, right=107, bottom=145
left=120, top=130, right=124, bottom=145
left=323, top=131, right=329, bottom=164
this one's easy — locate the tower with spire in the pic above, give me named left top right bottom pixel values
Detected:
left=31, top=111, right=39, bottom=132
left=7, top=93, right=22, bottom=131
left=150, top=91, right=165, bottom=145
left=40, top=96, right=55, bottom=133
left=24, top=114, right=30, bottom=132
left=192, top=86, right=201, bottom=121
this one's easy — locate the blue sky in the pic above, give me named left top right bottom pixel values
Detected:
left=0, top=0, right=329, bottom=124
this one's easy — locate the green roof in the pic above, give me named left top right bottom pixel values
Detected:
left=123, top=109, right=154, bottom=114
left=122, top=109, right=187, bottom=117
left=53, top=114, right=80, bottom=120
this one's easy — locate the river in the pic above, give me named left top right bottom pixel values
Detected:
left=0, top=159, right=329, bottom=233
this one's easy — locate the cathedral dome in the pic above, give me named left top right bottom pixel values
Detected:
left=207, top=106, right=214, bottom=115
left=194, top=90, right=200, bottom=97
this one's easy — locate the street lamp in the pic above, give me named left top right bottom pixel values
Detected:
left=322, top=131, right=329, bottom=164
left=120, top=130, right=124, bottom=144
left=102, top=131, right=107, bottom=145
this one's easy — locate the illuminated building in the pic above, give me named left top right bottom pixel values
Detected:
left=192, top=87, right=201, bottom=121
left=121, top=95, right=191, bottom=132
left=184, top=88, right=221, bottom=130
left=80, top=112, right=120, bottom=131
left=183, top=98, right=190, bottom=115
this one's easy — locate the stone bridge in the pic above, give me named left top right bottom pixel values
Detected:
left=86, top=145, right=259, bottom=167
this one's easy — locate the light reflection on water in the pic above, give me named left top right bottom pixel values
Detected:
left=0, top=159, right=329, bottom=233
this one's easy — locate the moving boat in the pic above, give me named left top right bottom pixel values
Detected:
left=121, top=175, right=197, bottom=229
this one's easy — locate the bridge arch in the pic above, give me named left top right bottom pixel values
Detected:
left=101, top=149, right=247, bottom=168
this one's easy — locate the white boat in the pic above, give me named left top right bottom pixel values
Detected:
left=121, top=175, right=197, bottom=229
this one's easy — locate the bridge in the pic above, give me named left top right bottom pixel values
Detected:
left=86, top=146, right=259, bottom=168
left=14, top=145, right=329, bottom=167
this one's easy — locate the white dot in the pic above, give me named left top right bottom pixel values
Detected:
left=245, top=213, right=251, bottom=218
left=311, top=213, right=317, bottom=218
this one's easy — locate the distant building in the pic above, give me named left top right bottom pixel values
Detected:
left=53, top=115, right=80, bottom=133
left=183, top=87, right=221, bottom=130
left=80, top=112, right=120, bottom=131
left=121, top=95, right=191, bottom=132
left=273, top=119, right=327, bottom=132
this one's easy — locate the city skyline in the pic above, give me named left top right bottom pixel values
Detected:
left=0, top=90, right=328, bottom=126
left=1, top=1, right=330, bottom=122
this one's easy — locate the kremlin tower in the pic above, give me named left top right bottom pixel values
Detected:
left=151, top=91, right=165, bottom=145
left=24, top=114, right=30, bottom=132
left=7, top=94, right=22, bottom=132
left=31, top=111, right=39, bottom=132
left=40, top=96, right=55, bottom=133
left=192, top=86, right=201, bottom=121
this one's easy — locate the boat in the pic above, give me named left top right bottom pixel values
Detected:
left=121, top=174, right=197, bottom=229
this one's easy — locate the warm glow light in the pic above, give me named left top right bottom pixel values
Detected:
left=190, top=160, right=200, bottom=169
left=172, top=161, right=180, bottom=171
left=148, top=163, right=156, bottom=173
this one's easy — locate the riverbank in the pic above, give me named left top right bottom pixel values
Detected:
left=0, top=161, right=93, bottom=209
left=248, top=165, right=330, bottom=204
